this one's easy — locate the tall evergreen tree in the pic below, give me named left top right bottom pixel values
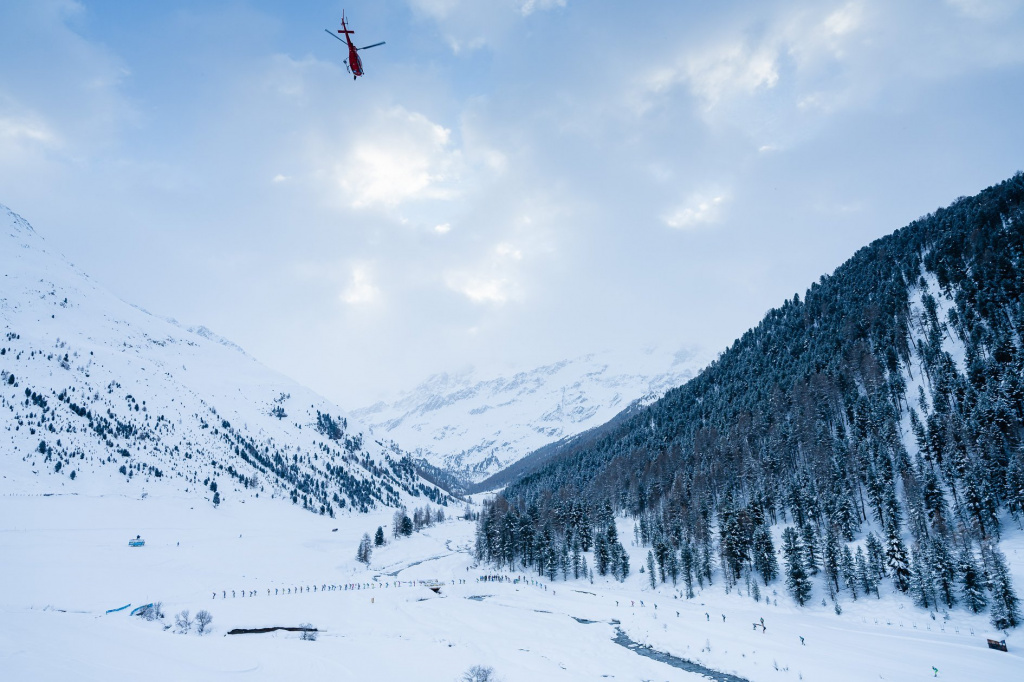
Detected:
left=752, top=525, right=778, bottom=585
left=986, top=546, right=1021, bottom=630
left=909, top=547, right=934, bottom=609
left=782, top=527, right=812, bottom=606
left=865, top=532, right=887, bottom=581
left=958, top=547, right=988, bottom=613
left=856, top=546, right=879, bottom=598
left=801, top=523, right=820, bottom=576
left=885, top=523, right=911, bottom=592
left=356, top=533, right=372, bottom=565
left=823, top=528, right=841, bottom=594
left=929, top=538, right=957, bottom=608
left=840, top=544, right=858, bottom=600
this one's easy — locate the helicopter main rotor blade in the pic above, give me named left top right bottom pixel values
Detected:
left=357, top=41, right=386, bottom=50
left=324, top=29, right=348, bottom=44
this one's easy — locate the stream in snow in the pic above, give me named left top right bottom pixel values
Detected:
left=612, top=626, right=750, bottom=682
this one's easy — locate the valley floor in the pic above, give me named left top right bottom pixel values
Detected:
left=1, top=491, right=1021, bottom=681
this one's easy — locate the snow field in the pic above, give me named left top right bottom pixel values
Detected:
left=2, top=491, right=1021, bottom=681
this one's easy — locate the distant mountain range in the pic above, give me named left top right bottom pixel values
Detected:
left=0, top=204, right=447, bottom=513
left=352, top=347, right=711, bottom=485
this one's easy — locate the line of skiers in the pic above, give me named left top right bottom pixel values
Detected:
left=212, top=579, right=469, bottom=599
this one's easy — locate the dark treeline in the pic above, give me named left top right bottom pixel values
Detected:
left=479, top=174, right=1024, bottom=629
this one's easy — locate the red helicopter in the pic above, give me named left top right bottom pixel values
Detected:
left=325, top=12, right=385, bottom=80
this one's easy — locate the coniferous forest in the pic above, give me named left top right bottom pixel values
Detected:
left=476, top=174, right=1024, bottom=629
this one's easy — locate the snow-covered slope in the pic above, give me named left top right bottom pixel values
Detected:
left=352, top=348, right=711, bottom=483
left=0, top=205, right=447, bottom=513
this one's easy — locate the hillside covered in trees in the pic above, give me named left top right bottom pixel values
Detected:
left=476, top=174, right=1024, bottom=629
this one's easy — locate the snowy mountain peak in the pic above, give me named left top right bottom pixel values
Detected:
left=0, top=207, right=448, bottom=514
left=352, top=346, right=712, bottom=483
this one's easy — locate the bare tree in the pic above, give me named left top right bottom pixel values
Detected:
left=299, top=623, right=318, bottom=641
left=195, top=609, right=213, bottom=634
left=461, top=665, right=497, bottom=682
left=136, top=601, right=163, bottom=621
left=175, top=609, right=192, bottom=633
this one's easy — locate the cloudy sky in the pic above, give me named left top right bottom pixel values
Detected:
left=2, top=0, right=1023, bottom=408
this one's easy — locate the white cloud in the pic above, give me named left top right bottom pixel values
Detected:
left=494, top=242, right=522, bottom=259
left=681, top=43, right=781, bottom=111
left=519, top=0, right=566, bottom=17
left=0, top=114, right=58, bottom=146
left=635, top=2, right=871, bottom=119
left=444, top=272, right=515, bottom=303
left=405, top=0, right=566, bottom=53
left=340, top=266, right=379, bottom=305
left=335, top=107, right=461, bottom=209
left=434, top=223, right=452, bottom=234
left=663, top=193, right=728, bottom=230
left=444, top=240, right=527, bottom=304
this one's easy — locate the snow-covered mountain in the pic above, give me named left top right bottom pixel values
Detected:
left=352, top=347, right=711, bottom=484
left=0, top=205, right=447, bottom=513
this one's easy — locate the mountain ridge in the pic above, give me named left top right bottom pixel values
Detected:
left=352, top=346, right=711, bottom=485
left=0, top=204, right=448, bottom=514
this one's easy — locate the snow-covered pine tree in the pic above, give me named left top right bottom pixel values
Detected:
left=986, top=546, right=1021, bottom=630
left=823, top=528, right=841, bottom=594
left=782, top=527, right=812, bottom=606
left=616, top=549, right=629, bottom=582
left=958, top=547, right=987, bottom=613
left=885, top=522, right=911, bottom=592
left=929, top=537, right=957, bottom=608
left=865, top=531, right=887, bottom=581
left=752, top=525, right=778, bottom=585
left=909, top=547, right=934, bottom=609
left=856, top=545, right=879, bottom=598
left=666, top=547, right=680, bottom=585
left=841, top=544, right=858, bottom=600
left=594, top=533, right=609, bottom=576
left=681, top=540, right=695, bottom=597
left=356, top=533, right=372, bottom=564
left=801, top=523, right=820, bottom=576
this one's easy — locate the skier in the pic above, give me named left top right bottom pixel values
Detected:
left=932, top=667, right=938, bottom=677
left=721, top=614, right=726, bottom=622
left=799, top=636, right=805, bottom=645
left=705, top=612, right=710, bottom=621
